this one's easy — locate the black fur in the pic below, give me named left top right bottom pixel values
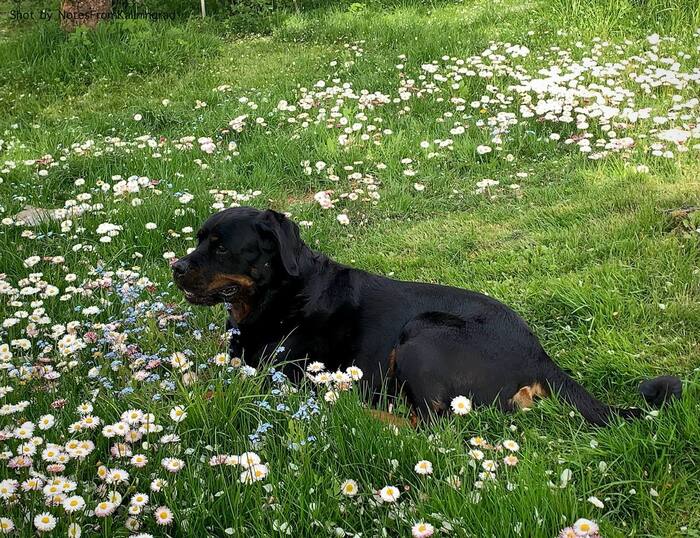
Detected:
left=173, top=207, right=683, bottom=425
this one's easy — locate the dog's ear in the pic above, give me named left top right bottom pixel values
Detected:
left=256, top=209, right=301, bottom=276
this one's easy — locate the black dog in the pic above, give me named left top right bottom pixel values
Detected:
left=173, top=207, right=682, bottom=425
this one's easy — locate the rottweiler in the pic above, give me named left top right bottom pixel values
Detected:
left=172, top=207, right=682, bottom=425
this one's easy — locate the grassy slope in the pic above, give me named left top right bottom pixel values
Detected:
left=0, top=0, right=699, bottom=536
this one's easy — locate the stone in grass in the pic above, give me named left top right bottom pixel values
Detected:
left=12, top=206, right=63, bottom=226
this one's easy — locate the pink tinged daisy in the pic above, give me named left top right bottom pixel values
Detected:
left=21, top=478, right=43, bottom=491
left=0, top=479, right=18, bottom=499
left=573, top=518, right=599, bottom=536
left=14, top=423, right=34, bottom=439
left=102, top=425, right=116, bottom=438
left=77, top=402, right=93, bottom=415
left=63, top=495, right=85, bottom=513
left=124, top=429, right=142, bottom=443
left=340, top=479, right=358, bottom=497
left=450, top=396, right=472, bottom=415
left=42, top=483, right=62, bottom=497
left=60, top=479, right=77, bottom=493
left=161, top=457, right=185, bottom=473
left=412, top=522, right=435, bottom=538
left=131, top=454, right=148, bottom=467
left=130, top=493, right=149, bottom=507
left=80, top=415, right=100, bottom=429
left=502, top=439, right=520, bottom=452
left=482, top=460, right=498, bottom=472
left=503, top=455, right=519, bottom=466
left=97, top=465, right=110, bottom=480
left=154, top=506, right=174, bottom=525
left=107, top=468, right=129, bottom=484
left=122, top=409, right=144, bottom=425
left=414, top=460, right=433, bottom=475
left=379, top=485, right=400, bottom=503
left=128, top=504, right=142, bottom=516
left=94, top=501, right=117, bottom=517
left=209, top=455, right=228, bottom=466
left=33, top=512, right=57, bottom=532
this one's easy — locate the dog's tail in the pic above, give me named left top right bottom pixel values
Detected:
left=544, top=368, right=682, bottom=426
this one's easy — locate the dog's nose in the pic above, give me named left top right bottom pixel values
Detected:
left=172, top=259, right=190, bottom=276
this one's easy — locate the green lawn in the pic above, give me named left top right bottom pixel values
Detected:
left=0, top=0, right=699, bottom=536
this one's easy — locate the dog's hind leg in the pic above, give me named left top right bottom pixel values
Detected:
left=390, top=313, right=472, bottom=421
left=391, top=311, right=544, bottom=421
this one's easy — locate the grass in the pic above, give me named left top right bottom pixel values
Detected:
left=0, top=0, right=699, bottom=536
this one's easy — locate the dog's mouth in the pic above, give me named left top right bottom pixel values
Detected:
left=180, top=285, right=240, bottom=306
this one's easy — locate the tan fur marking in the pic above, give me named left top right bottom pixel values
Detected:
left=204, top=273, right=254, bottom=294
left=205, top=273, right=255, bottom=323
left=230, top=301, right=251, bottom=323
left=387, top=348, right=398, bottom=378
left=510, top=382, right=548, bottom=409
left=430, top=399, right=447, bottom=413
left=366, top=409, right=415, bottom=429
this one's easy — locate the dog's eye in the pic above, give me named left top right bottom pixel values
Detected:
left=215, top=244, right=227, bottom=254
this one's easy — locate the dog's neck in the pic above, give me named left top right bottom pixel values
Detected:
left=235, top=244, right=352, bottom=336
left=229, top=241, right=365, bottom=369
left=237, top=244, right=327, bottom=321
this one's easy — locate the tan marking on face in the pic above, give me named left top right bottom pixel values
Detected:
left=205, top=273, right=256, bottom=322
left=366, top=409, right=414, bottom=428
left=204, top=273, right=255, bottom=294
left=510, top=382, right=548, bottom=409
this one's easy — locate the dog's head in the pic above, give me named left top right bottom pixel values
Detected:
left=172, top=207, right=304, bottom=311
